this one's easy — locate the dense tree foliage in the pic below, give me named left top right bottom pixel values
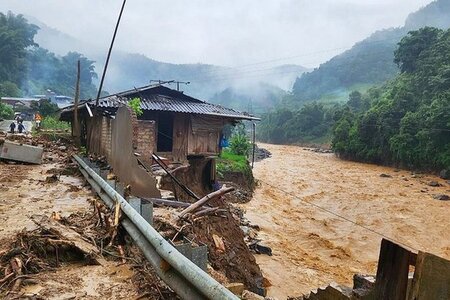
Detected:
left=0, top=12, right=97, bottom=101
left=332, top=27, right=450, bottom=171
left=258, top=102, right=340, bottom=144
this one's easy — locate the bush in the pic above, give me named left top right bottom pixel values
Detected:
left=229, top=133, right=251, bottom=156
left=40, top=116, right=70, bottom=131
left=129, top=98, right=143, bottom=116
left=0, top=102, right=14, bottom=119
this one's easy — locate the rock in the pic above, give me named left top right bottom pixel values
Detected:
left=249, top=241, right=272, bottom=256
left=58, top=145, right=67, bottom=151
left=433, top=194, right=450, bottom=201
left=242, top=290, right=265, bottom=300
left=440, top=169, right=450, bottom=180
left=226, top=283, right=245, bottom=296
left=428, top=181, right=442, bottom=187
left=380, top=173, right=392, bottom=178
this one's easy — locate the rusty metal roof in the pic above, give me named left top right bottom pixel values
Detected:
left=88, top=85, right=259, bottom=120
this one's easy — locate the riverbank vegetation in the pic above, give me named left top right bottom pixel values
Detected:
left=258, top=27, right=450, bottom=172
left=333, top=27, right=450, bottom=171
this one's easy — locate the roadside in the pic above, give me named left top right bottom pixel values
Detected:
left=243, top=143, right=450, bottom=299
left=0, top=120, right=33, bottom=134
left=0, top=134, right=172, bottom=299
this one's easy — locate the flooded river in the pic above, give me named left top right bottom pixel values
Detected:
left=243, top=143, right=450, bottom=299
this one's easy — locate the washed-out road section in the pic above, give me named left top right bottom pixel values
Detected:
left=243, top=143, right=450, bottom=299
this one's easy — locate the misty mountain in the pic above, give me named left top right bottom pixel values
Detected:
left=210, top=83, right=287, bottom=115
left=292, top=0, right=450, bottom=104
left=30, top=17, right=308, bottom=111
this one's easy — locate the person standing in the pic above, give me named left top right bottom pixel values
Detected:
left=18, top=122, right=25, bottom=134
left=9, top=122, right=16, bottom=133
left=34, top=112, right=42, bottom=130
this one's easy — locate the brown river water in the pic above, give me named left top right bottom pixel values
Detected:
left=243, top=143, right=450, bottom=299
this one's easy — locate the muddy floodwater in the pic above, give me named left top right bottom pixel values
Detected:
left=243, top=143, right=450, bottom=299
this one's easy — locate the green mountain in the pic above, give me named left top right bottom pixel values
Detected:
left=332, top=27, right=450, bottom=171
left=292, top=0, right=450, bottom=104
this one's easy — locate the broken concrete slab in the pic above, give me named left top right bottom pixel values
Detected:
left=0, top=140, right=43, bottom=164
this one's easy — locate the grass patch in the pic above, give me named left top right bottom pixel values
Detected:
left=40, top=116, right=70, bottom=131
left=217, top=149, right=249, bottom=174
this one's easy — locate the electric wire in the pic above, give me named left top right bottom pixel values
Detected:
left=258, top=178, right=419, bottom=251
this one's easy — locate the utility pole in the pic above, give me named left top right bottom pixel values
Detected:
left=94, top=0, right=127, bottom=109
left=73, top=60, right=81, bottom=147
left=175, top=81, right=190, bottom=91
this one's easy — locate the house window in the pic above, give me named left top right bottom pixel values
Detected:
left=157, top=113, right=174, bottom=152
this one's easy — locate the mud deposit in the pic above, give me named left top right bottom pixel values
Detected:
left=243, top=143, right=450, bottom=299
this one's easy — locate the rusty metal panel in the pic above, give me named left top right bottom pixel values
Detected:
left=109, top=106, right=161, bottom=198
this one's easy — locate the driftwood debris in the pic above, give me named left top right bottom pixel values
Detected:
left=31, top=215, right=102, bottom=264
left=178, top=186, right=234, bottom=219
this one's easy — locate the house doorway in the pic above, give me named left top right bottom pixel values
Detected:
left=157, top=113, right=174, bottom=152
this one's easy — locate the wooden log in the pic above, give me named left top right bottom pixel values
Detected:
left=145, top=197, right=190, bottom=208
left=193, top=207, right=219, bottom=218
left=178, top=186, right=234, bottom=219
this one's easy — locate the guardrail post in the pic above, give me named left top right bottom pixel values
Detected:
left=142, top=201, right=153, bottom=225
left=129, top=197, right=141, bottom=214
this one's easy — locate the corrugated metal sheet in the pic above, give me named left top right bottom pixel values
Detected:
left=96, top=94, right=258, bottom=120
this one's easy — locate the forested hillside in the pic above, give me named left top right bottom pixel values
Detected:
left=292, top=0, right=450, bottom=104
left=332, top=27, right=450, bottom=171
left=0, top=12, right=98, bottom=99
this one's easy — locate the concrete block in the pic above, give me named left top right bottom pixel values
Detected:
left=141, top=202, right=153, bottom=225
left=0, top=140, right=43, bottom=164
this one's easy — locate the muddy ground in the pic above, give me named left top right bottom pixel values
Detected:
left=0, top=136, right=177, bottom=299
left=243, top=143, right=450, bottom=299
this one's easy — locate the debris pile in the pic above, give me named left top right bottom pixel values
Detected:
left=151, top=189, right=267, bottom=295
left=253, top=146, right=272, bottom=162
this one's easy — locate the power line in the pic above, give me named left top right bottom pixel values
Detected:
left=185, top=34, right=408, bottom=82
left=258, top=179, right=418, bottom=251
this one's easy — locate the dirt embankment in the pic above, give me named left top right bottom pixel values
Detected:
left=242, top=143, right=450, bottom=299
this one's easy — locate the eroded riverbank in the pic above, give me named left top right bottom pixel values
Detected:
left=243, top=143, right=450, bottom=299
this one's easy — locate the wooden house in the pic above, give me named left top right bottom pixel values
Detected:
left=60, top=85, right=258, bottom=198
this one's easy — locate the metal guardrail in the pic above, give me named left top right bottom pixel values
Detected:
left=73, top=155, right=238, bottom=300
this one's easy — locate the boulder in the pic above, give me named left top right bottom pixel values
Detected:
left=440, top=169, right=449, bottom=180
left=428, top=181, right=442, bottom=187
left=433, top=194, right=450, bottom=201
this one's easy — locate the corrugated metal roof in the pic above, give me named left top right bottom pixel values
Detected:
left=95, top=93, right=259, bottom=120
left=61, top=85, right=259, bottom=120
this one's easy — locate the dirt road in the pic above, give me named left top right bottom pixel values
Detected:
left=243, top=143, right=450, bottom=299
left=0, top=158, right=138, bottom=298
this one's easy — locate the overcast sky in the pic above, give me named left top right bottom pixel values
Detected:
left=1, top=0, right=433, bottom=68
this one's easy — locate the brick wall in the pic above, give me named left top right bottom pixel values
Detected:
left=100, top=117, right=112, bottom=158
left=136, top=120, right=156, bottom=162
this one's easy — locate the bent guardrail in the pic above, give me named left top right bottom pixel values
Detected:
left=73, top=155, right=238, bottom=300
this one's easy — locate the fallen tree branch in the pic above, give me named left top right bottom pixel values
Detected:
left=178, top=186, right=234, bottom=219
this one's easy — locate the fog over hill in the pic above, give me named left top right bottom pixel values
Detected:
left=27, top=15, right=308, bottom=111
